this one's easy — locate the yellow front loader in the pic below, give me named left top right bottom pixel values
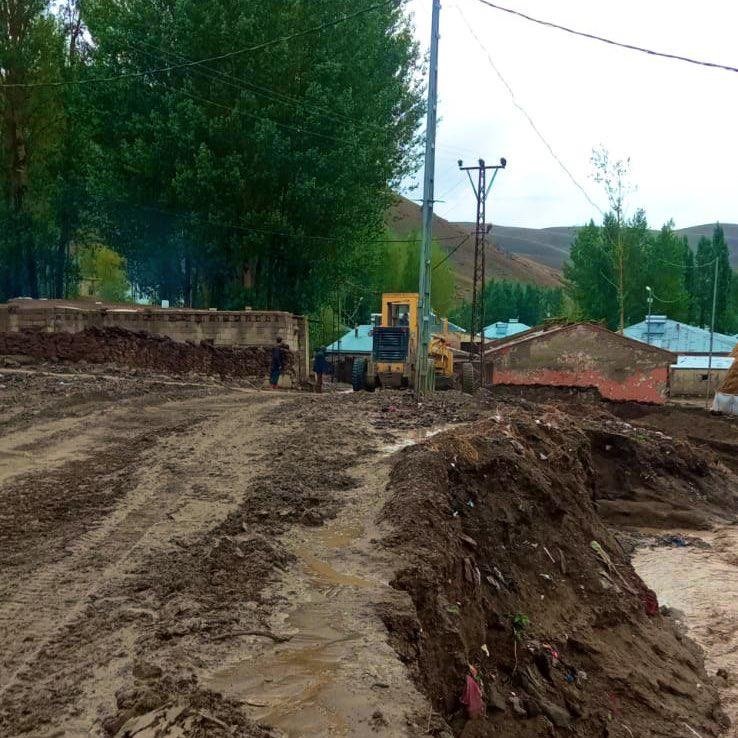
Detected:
left=351, top=292, right=456, bottom=391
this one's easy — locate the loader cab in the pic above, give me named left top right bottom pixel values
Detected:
left=382, top=293, right=418, bottom=333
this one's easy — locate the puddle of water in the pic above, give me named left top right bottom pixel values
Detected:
left=633, top=526, right=738, bottom=725
left=316, top=522, right=364, bottom=549
left=206, top=603, right=359, bottom=736
left=296, top=547, right=375, bottom=589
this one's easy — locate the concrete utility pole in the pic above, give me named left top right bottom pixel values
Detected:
left=705, top=257, right=719, bottom=409
left=414, top=0, right=441, bottom=396
left=458, top=157, right=507, bottom=389
left=645, top=286, right=653, bottom=344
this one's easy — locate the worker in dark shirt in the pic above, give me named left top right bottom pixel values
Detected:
left=269, top=336, right=286, bottom=389
left=313, top=347, right=332, bottom=393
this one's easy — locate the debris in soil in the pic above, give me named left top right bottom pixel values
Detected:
left=380, top=402, right=735, bottom=737
left=487, top=390, right=738, bottom=529
left=368, top=391, right=480, bottom=430
left=101, top=675, right=276, bottom=737
left=0, top=326, right=293, bottom=379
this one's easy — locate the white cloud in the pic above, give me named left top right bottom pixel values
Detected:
left=405, top=0, right=738, bottom=228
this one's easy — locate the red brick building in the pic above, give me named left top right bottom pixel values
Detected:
left=485, top=322, right=676, bottom=404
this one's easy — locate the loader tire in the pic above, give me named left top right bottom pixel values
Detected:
left=352, top=358, right=367, bottom=392
left=461, top=362, right=477, bottom=395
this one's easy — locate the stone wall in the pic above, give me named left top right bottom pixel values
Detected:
left=0, top=299, right=309, bottom=381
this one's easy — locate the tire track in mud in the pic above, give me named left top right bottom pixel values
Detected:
left=0, top=391, right=279, bottom=734
left=0, top=388, right=476, bottom=736
left=0, top=418, right=203, bottom=700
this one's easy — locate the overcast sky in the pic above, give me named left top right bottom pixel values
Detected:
left=403, top=0, right=738, bottom=229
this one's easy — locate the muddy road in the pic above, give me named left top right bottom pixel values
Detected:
left=0, top=371, right=473, bottom=737
left=2, top=370, right=737, bottom=737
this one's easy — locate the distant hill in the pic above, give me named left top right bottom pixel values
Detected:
left=675, top=224, right=738, bottom=264
left=387, top=197, right=562, bottom=299
left=452, top=221, right=738, bottom=273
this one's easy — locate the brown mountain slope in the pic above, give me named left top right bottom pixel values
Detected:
left=453, top=221, right=738, bottom=272
left=387, top=197, right=562, bottom=298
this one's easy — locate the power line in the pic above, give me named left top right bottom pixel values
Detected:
left=650, top=289, right=684, bottom=304
left=93, top=194, right=463, bottom=246
left=0, top=0, right=397, bottom=89
left=433, top=233, right=471, bottom=270
left=154, top=77, right=356, bottom=146
left=127, top=39, right=395, bottom=137
left=456, top=6, right=604, bottom=216
left=474, top=0, right=738, bottom=75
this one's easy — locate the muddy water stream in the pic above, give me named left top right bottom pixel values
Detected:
left=633, top=526, right=738, bottom=725
left=204, top=429, right=434, bottom=736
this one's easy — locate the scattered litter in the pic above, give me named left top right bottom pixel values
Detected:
left=481, top=644, right=490, bottom=658
left=509, top=692, right=526, bottom=717
left=558, top=547, right=567, bottom=575
left=683, top=723, right=704, bottom=738
left=591, top=540, right=637, bottom=594
left=543, top=545, right=556, bottom=564
left=460, top=665, right=485, bottom=719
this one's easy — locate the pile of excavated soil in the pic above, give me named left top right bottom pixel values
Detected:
left=381, top=403, right=735, bottom=737
left=487, top=388, right=738, bottom=527
left=0, top=327, right=292, bottom=378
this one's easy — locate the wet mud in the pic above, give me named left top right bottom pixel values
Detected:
left=634, top=526, right=738, bottom=726
left=2, top=366, right=738, bottom=737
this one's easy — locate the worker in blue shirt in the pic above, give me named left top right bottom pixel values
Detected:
left=313, top=347, right=332, bottom=393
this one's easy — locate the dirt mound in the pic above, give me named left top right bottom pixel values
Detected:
left=380, top=405, right=733, bottom=736
left=718, top=359, right=738, bottom=394
left=0, top=327, right=292, bottom=378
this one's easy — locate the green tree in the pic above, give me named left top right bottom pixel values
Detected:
left=683, top=239, right=697, bottom=323
left=1, top=2, right=62, bottom=298
left=75, top=243, right=131, bottom=302
left=591, top=146, right=635, bottom=331
left=564, top=219, right=618, bottom=327
left=694, top=236, right=713, bottom=327
left=692, top=226, right=732, bottom=331
left=379, top=234, right=456, bottom=317
left=81, top=0, right=424, bottom=313
left=643, top=222, right=691, bottom=323
left=450, top=279, right=563, bottom=331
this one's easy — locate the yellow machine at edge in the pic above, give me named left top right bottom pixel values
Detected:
left=351, top=292, right=456, bottom=391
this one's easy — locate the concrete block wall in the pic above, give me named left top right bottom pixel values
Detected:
left=0, top=300, right=310, bottom=381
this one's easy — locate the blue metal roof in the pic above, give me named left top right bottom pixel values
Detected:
left=325, top=317, right=466, bottom=355
left=624, top=316, right=737, bottom=354
left=483, top=320, right=531, bottom=340
left=325, top=325, right=373, bottom=354
left=672, top=355, right=734, bottom=370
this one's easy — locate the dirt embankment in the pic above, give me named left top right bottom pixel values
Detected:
left=380, top=403, right=735, bottom=737
left=0, top=327, right=292, bottom=379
